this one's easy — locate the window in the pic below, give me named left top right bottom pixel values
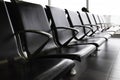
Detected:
left=4, top=0, right=10, bottom=2
left=89, top=0, right=120, bottom=25
left=89, top=0, right=120, bottom=15
left=51, top=0, right=86, bottom=11
left=22, top=0, right=48, bottom=7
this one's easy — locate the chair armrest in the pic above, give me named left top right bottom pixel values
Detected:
left=70, top=25, right=95, bottom=39
left=84, top=26, right=94, bottom=33
left=71, top=25, right=85, bottom=28
left=15, top=30, right=53, bottom=39
left=14, top=30, right=53, bottom=59
left=56, top=27, right=79, bottom=33
left=71, top=24, right=91, bottom=28
left=71, top=25, right=94, bottom=33
left=85, top=24, right=99, bottom=27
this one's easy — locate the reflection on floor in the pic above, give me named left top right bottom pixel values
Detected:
left=63, top=35, right=120, bottom=80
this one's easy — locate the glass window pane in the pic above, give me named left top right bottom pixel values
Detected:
left=4, top=0, right=11, bottom=2
left=22, top=0, right=48, bottom=7
left=51, top=0, right=86, bottom=11
left=90, top=0, right=120, bottom=15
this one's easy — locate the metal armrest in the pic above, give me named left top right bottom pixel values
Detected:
left=72, top=24, right=89, bottom=27
left=14, top=30, right=53, bottom=59
left=55, top=27, right=80, bottom=46
left=84, top=26, right=94, bottom=33
left=85, top=24, right=99, bottom=27
left=71, top=25, right=96, bottom=33
left=71, top=25, right=85, bottom=28
left=56, top=27, right=79, bottom=33
left=70, top=25, right=95, bottom=39
left=72, top=24, right=94, bottom=32
left=15, top=30, right=53, bottom=39
left=85, top=24, right=99, bottom=30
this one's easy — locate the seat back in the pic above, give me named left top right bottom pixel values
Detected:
left=93, top=14, right=103, bottom=31
left=87, top=13, right=96, bottom=25
left=99, top=15, right=110, bottom=30
left=93, top=15, right=100, bottom=24
left=0, top=0, right=20, bottom=61
left=65, top=10, right=86, bottom=40
left=7, top=1, right=56, bottom=58
left=46, top=6, right=75, bottom=46
left=0, top=0, right=23, bottom=79
left=87, top=13, right=98, bottom=31
left=99, top=15, right=106, bottom=30
left=77, top=12, right=93, bottom=35
left=78, top=12, right=90, bottom=25
left=97, top=15, right=107, bottom=31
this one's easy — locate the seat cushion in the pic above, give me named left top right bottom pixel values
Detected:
left=92, top=32, right=111, bottom=40
left=0, top=58, right=75, bottom=80
left=40, top=44, right=96, bottom=60
left=76, top=38, right=106, bottom=47
left=28, top=59, right=75, bottom=80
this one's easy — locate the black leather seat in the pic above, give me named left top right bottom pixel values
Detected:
left=0, top=1, right=22, bottom=80
left=93, top=14, right=113, bottom=34
left=46, top=6, right=101, bottom=47
left=77, top=12, right=111, bottom=40
left=65, top=9, right=106, bottom=47
left=46, top=6, right=97, bottom=55
left=87, top=13, right=115, bottom=35
left=0, top=1, right=75, bottom=80
left=97, top=15, right=120, bottom=32
left=7, top=0, right=97, bottom=61
left=97, top=15, right=111, bottom=31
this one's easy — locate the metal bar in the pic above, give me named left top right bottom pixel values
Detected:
left=48, top=0, right=51, bottom=5
left=86, top=0, right=89, bottom=10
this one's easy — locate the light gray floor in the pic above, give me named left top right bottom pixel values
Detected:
left=63, top=36, right=120, bottom=80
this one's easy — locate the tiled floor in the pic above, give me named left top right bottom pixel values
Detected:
left=63, top=37, right=120, bottom=80
left=108, top=54, right=120, bottom=80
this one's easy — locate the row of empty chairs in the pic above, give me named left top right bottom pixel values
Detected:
left=0, top=0, right=120, bottom=80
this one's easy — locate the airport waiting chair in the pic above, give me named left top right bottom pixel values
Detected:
left=7, top=0, right=97, bottom=61
left=92, top=14, right=105, bottom=32
left=46, top=5, right=97, bottom=56
left=98, top=15, right=120, bottom=32
left=93, top=14, right=119, bottom=33
left=65, top=9, right=106, bottom=47
left=87, top=13, right=115, bottom=35
left=46, top=6, right=96, bottom=47
left=77, top=12, right=111, bottom=40
left=77, top=12, right=98, bottom=35
left=7, top=0, right=97, bottom=78
left=7, top=0, right=82, bottom=61
left=94, top=15, right=109, bottom=32
left=1, top=0, right=76, bottom=80
left=98, top=15, right=111, bottom=30
left=0, top=1, right=24, bottom=79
